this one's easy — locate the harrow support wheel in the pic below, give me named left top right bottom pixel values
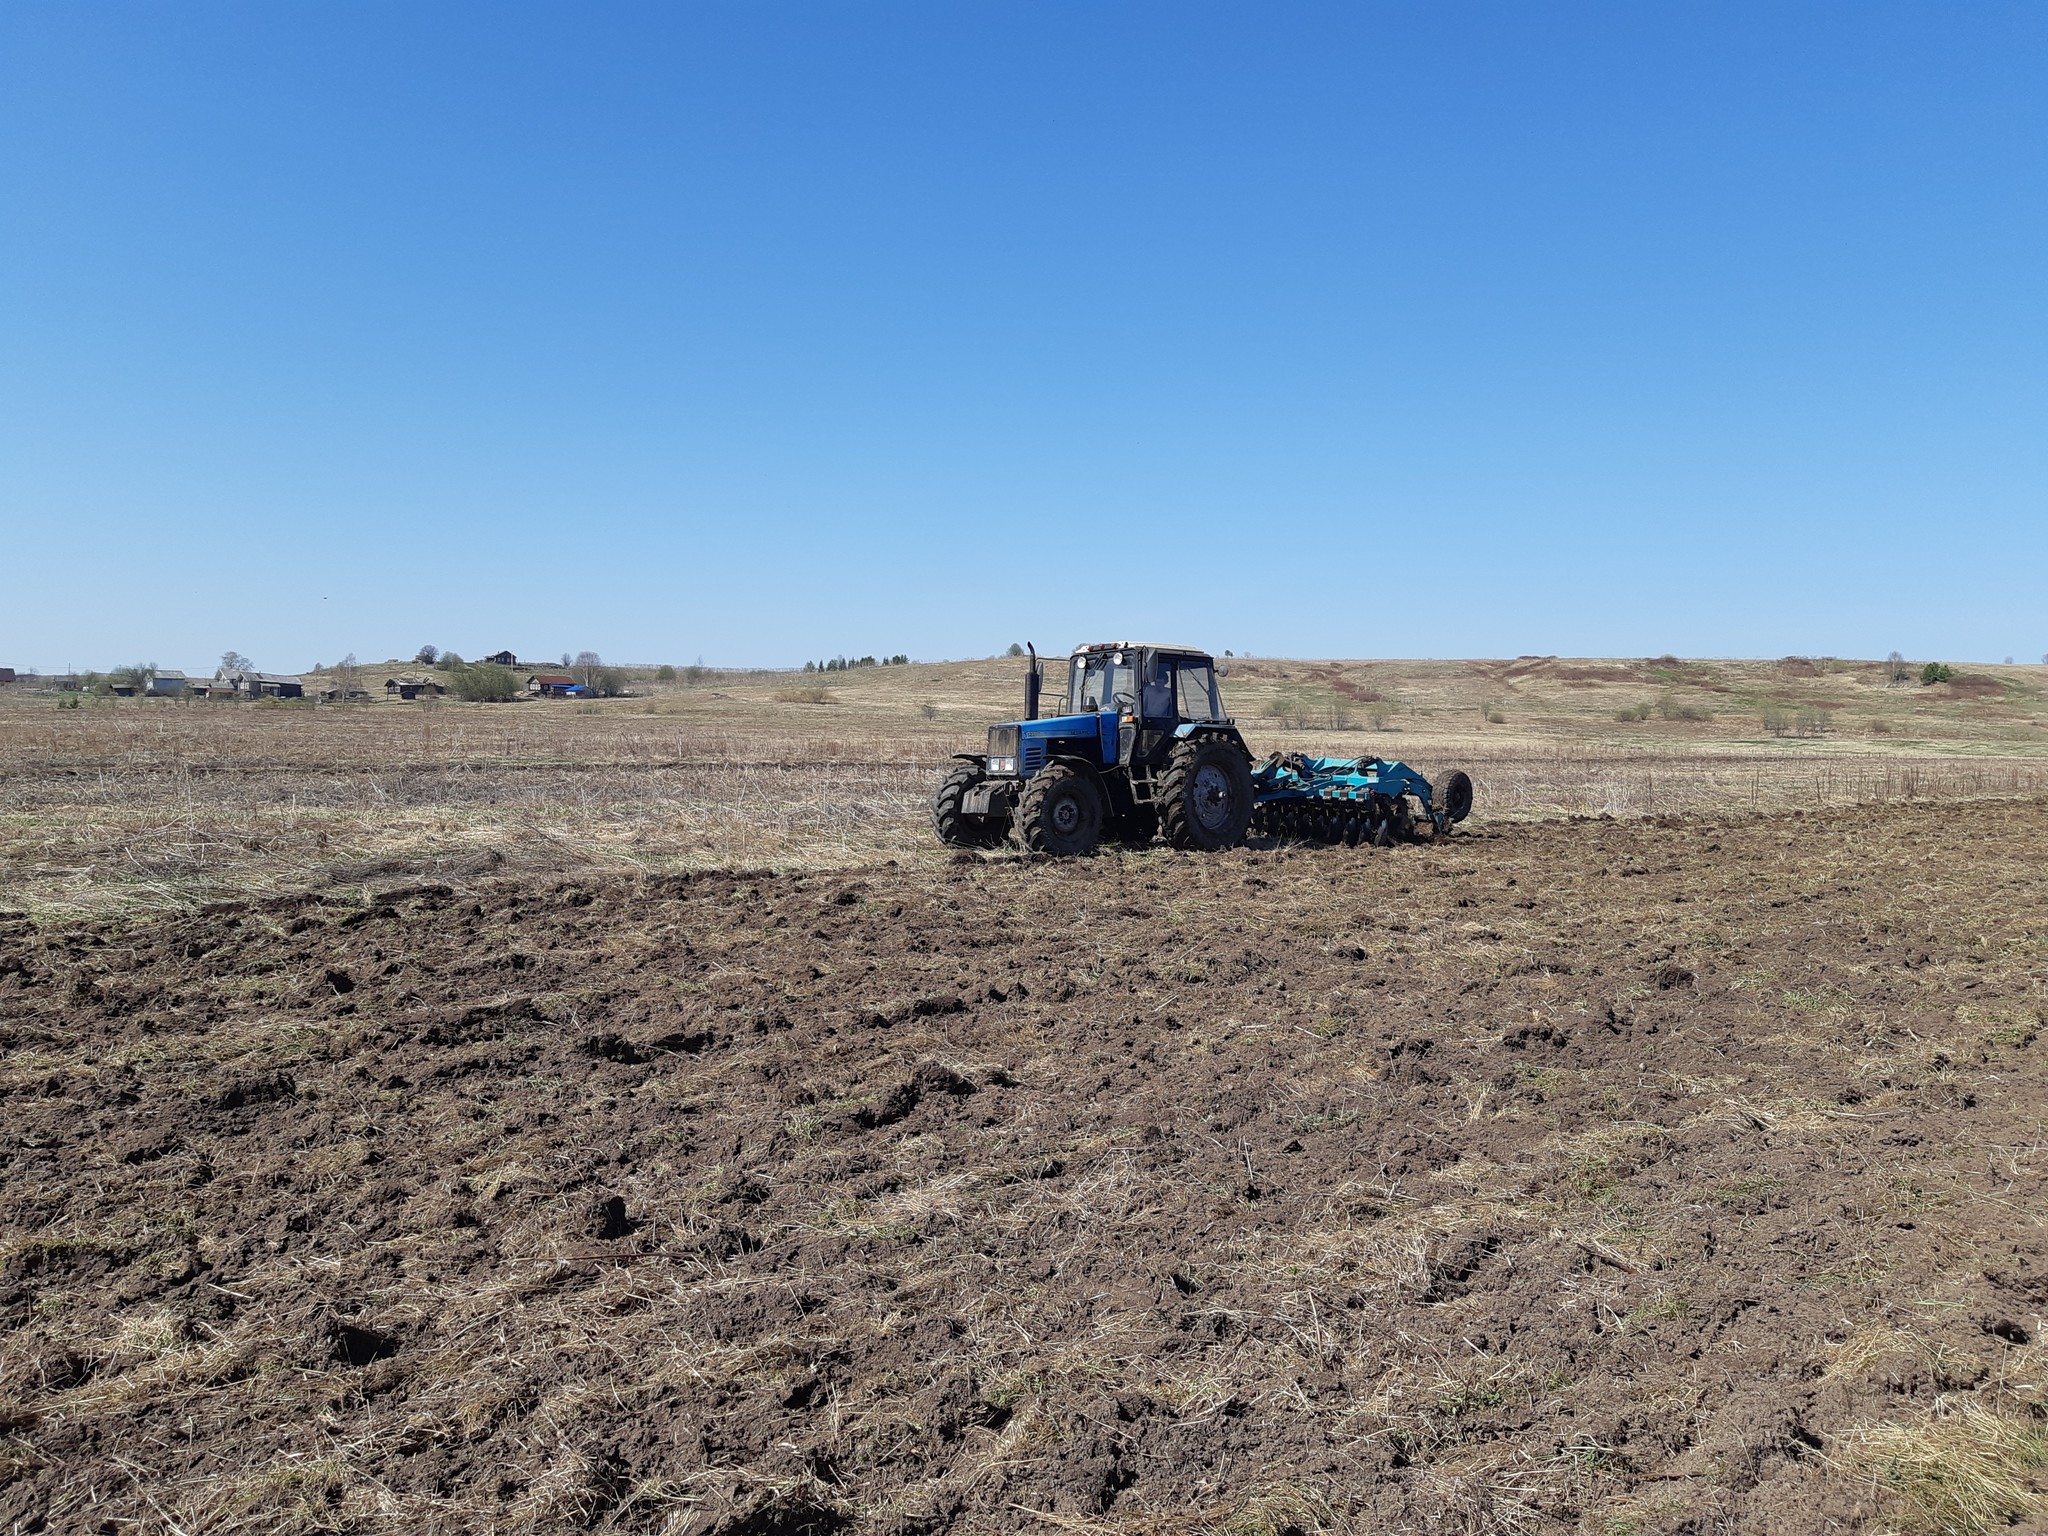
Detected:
left=1014, top=762, right=1105, bottom=857
left=931, top=763, right=1006, bottom=849
left=1157, top=737, right=1254, bottom=852
left=1438, top=769, right=1474, bottom=825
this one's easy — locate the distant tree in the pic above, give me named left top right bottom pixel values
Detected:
left=890, top=654, right=908, bottom=666
left=1919, top=662, right=1954, bottom=685
left=572, top=650, right=603, bottom=689
left=414, top=645, right=439, bottom=666
left=802, top=660, right=816, bottom=673
left=1885, top=650, right=1911, bottom=685
left=594, top=668, right=629, bottom=697
left=436, top=650, right=463, bottom=671
left=1007, top=643, right=1025, bottom=657
left=449, top=662, right=521, bottom=702
left=219, top=650, right=252, bottom=677
left=333, top=653, right=364, bottom=697
left=110, top=662, right=157, bottom=694
left=655, top=664, right=677, bottom=681
left=560, top=651, right=572, bottom=667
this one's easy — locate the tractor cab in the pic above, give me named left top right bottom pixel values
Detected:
left=1068, top=645, right=1224, bottom=728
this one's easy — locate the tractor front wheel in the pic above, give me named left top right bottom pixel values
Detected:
left=1015, top=763, right=1105, bottom=856
left=1157, top=737, right=1253, bottom=852
left=932, top=763, right=1006, bottom=849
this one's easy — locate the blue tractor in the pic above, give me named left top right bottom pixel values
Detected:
left=932, top=642, right=1473, bottom=856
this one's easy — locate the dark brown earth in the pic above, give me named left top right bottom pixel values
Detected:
left=4, top=800, right=2048, bottom=1534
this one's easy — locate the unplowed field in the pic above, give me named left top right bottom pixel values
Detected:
left=5, top=800, right=2048, bottom=1534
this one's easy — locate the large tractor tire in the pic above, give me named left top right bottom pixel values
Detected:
left=1014, top=762, right=1105, bottom=856
left=1438, top=769, right=1474, bottom=825
left=932, top=763, right=1006, bottom=849
left=1156, top=737, right=1254, bottom=852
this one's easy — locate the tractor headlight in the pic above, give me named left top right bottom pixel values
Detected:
left=989, top=756, right=1017, bottom=776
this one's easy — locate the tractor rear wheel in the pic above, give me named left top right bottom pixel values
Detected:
left=1157, top=737, right=1253, bottom=852
left=1015, top=763, right=1105, bottom=856
left=932, top=763, right=1005, bottom=848
left=1438, top=769, right=1474, bottom=824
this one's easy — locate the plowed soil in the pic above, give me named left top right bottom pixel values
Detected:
left=5, top=800, right=2048, bottom=1534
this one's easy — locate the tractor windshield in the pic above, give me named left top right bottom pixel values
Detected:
left=1068, top=653, right=1136, bottom=715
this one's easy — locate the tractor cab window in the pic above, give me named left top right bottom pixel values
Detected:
left=1140, top=656, right=1174, bottom=722
left=1068, top=653, right=1136, bottom=715
left=1172, top=662, right=1221, bottom=722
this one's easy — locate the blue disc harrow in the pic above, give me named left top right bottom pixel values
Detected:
left=1248, top=753, right=1472, bottom=846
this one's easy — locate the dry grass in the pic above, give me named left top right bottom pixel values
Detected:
left=1842, top=1398, right=2048, bottom=1535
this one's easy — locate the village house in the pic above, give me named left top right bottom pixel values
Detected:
left=146, top=671, right=188, bottom=697
left=482, top=650, right=519, bottom=667
left=384, top=675, right=446, bottom=700
left=240, top=672, right=305, bottom=699
left=526, top=671, right=580, bottom=697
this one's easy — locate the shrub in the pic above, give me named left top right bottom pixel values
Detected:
left=1867, top=717, right=1893, bottom=735
left=655, top=664, right=676, bottom=681
left=1886, top=650, right=1912, bottom=684
left=1614, top=702, right=1653, bottom=722
left=919, top=702, right=938, bottom=720
left=1761, top=708, right=1791, bottom=737
left=1794, top=708, right=1829, bottom=737
left=1658, top=694, right=1713, bottom=722
left=775, top=686, right=834, bottom=705
left=448, top=663, right=521, bottom=702
left=1920, top=662, right=1954, bottom=685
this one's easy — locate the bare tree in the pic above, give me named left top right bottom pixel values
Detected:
left=414, top=645, right=439, bottom=666
left=1885, top=650, right=1910, bottom=686
left=573, top=650, right=603, bottom=689
left=219, top=650, right=252, bottom=678
left=333, top=653, right=364, bottom=698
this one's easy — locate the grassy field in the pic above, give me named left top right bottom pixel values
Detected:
left=3, top=652, right=2046, bottom=921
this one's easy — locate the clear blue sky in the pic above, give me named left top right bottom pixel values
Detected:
left=3, top=2, right=2043, bottom=673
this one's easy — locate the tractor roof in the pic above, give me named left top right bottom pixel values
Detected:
left=1069, top=641, right=1212, bottom=659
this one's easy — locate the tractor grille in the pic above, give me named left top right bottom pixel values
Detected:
left=988, top=724, right=1028, bottom=777
left=1021, top=737, right=1047, bottom=776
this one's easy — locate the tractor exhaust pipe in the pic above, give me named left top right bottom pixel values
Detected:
left=1024, top=643, right=1040, bottom=720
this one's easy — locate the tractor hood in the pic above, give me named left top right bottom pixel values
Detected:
left=986, top=712, right=1118, bottom=777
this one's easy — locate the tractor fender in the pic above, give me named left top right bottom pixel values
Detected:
left=1041, top=752, right=1106, bottom=782
left=951, top=753, right=989, bottom=767
left=1172, top=723, right=1252, bottom=757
